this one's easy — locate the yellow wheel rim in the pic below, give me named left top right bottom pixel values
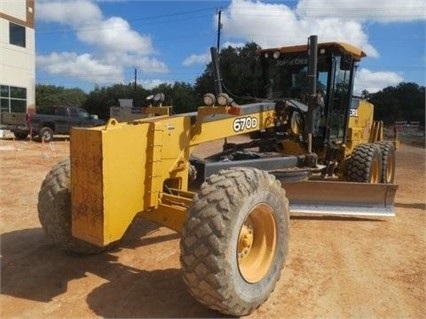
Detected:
left=370, top=158, right=380, bottom=183
left=237, top=203, right=277, bottom=283
left=385, top=153, right=395, bottom=183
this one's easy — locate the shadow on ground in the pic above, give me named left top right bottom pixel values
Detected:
left=0, top=218, right=223, bottom=318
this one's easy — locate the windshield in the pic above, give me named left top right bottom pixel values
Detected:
left=70, top=107, right=90, bottom=118
left=261, top=50, right=356, bottom=144
left=77, top=108, right=90, bottom=118
left=261, top=53, right=329, bottom=101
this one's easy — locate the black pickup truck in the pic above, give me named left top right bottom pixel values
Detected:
left=0, top=106, right=104, bottom=142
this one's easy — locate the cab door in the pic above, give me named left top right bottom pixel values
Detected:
left=325, top=55, right=354, bottom=144
left=54, top=107, right=70, bottom=134
left=68, top=107, right=85, bottom=130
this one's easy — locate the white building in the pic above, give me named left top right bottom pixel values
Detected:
left=0, top=0, right=35, bottom=114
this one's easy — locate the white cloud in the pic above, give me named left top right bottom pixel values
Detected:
left=354, top=68, right=404, bottom=94
left=100, top=52, right=167, bottom=73
left=214, top=0, right=424, bottom=93
left=37, top=52, right=123, bottom=83
left=183, top=53, right=210, bottom=66
left=296, top=0, right=426, bottom=23
left=76, top=16, right=153, bottom=53
left=139, top=79, right=173, bottom=90
left=182, top=42, right=246, bottom=66
left=36, top=0, right=168, bottom=86
left=221, top=41, right=247, bottom=49
left=37, top=0, right=103, bottom=26
left=36, top=0, right=423, bottom=91
left=220, top=0, right=380, bottom=57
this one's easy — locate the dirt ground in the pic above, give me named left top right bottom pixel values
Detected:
left=0, top=133, right=425, bottom=318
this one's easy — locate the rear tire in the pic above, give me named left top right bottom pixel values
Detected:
left=180, top=167, right=289, bottom=316
left=38, top=158, right=109, bottom=254
left=347, top=143, right=382, bottom=183
left=39, top=126, right=54, bottom=142
left=375, top=141, right=395, bottom=183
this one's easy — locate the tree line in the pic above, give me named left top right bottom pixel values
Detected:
left=36, top=43, right=425, bottom=127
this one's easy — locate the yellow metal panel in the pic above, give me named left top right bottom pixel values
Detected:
left=71, top=122, right=151, bottom=246
left=190, top=109, right=275, bottom=146
left=102, top=122, right=151, bottom=245
left=144, top=121, right=163, bottom=207
left=71, top=116, right=192, bottom=246
left=144, top=116, right=191, bottom=207
left=139, top=201, right=189, bottom=232
left=139, top=189, right=195, bottom=232
left=347, top=99, right=374, bottom=152
left=71, top=128, right=104, bottom=245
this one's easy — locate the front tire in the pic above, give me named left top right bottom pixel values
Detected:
left=180, top=167, right=289, bottom=316
left=38, top=158, right=108, bottom=254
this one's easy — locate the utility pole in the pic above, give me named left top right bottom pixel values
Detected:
left=216, top=9, right=222, bottom=51
left=134, top=68, right=137, bottom=91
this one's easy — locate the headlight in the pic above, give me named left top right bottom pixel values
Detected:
left=153, top=92, right=165, bottom=104
left=217, top=93, right=230, bottom=106
left=203, top=93, right=216, bottom=106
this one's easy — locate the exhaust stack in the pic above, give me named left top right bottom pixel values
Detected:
left=210, top=46, right=223, bottom=95
left=307, top=35, right=318, bottom=153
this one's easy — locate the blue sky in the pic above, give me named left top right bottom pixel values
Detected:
left=35, top=0, right=426, bottom=94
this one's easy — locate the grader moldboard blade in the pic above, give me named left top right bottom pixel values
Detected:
left=282, top=180, right=398, bottom=218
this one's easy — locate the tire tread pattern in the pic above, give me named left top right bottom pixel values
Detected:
left=347, top=143, right=382, bottom=183
left=180, top=167, right=289, bottom=316
left=38, top=158, right=107, bottom=254
left=375, top=141, right=396, bottom=183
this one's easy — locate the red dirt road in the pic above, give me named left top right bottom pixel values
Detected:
left=0, top=136, right=425, bottom=318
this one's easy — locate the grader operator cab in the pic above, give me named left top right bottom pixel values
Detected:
left=257, top=37, right=396, bottom=182
left=37, top=36, right=397, bottom=316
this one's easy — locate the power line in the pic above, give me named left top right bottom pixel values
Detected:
left=36, top=7, right=216, bottom=33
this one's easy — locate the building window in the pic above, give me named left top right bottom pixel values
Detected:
left=0, top=85, right=27, bottom=113
left=9, top=22, right=26, bottom=48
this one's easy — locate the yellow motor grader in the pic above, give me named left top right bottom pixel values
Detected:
left=38, top=36, right=397, bottom=316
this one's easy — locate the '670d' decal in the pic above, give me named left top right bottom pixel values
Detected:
left=233, top=116, right=258, bottom=132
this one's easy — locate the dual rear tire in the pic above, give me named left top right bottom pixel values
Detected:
left=347, top=142, right=395, bottom=184
left=375, top=141, right=396, bottom=183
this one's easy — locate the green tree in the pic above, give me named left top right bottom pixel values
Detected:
left=194, top=42, right=262, bottom=104
left=153, top=82, right=199, bottom=114
left=83, top=82, right=199, bottom=119
left=36, top=85, right=87, bottom=113
left=395, top=82, right=425, bottom=123
left=171, top=82, right=199, bottom=113
left=83, top=83, right=149, bottom=120
left=368, top=82, right=425, bottom=126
